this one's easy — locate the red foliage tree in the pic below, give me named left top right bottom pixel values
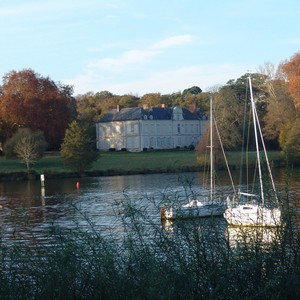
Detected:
left=0, top=69, right=76, bottom=150
left=281, top=52, right=300, bottom=107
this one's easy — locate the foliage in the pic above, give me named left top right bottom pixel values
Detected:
left=0, top=189, right=299, bottom=300
left=140, top=93, right=163, bottom=107
left=119, top=94, right=140, bottom=108
left=3, top=128, right=48, bottom=167
left=0, top=69, right=76, bottom=150
left=196, top=121, right=223, bottom=159
left=263, top=79, right=296, bottom=142
left=76, top=92, right=103, bottom=124
left=225, top=72, right=269, bottom=100
left=60, top=121, right=99, bottom=173
left=182, top=85, right=202, bottom=97
left=280, top=118, right=300, bottom=163
left=213, top=87, right=243, bottom=149
left=1, top=52, right=300, bottom=158
left=281, top=52, right=300, bottom=107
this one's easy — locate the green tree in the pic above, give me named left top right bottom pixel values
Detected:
left=213, top=87, right=244, bottom=149
left=60, top=121, right=99, bottom=173
left=212, top=73, right=270, bottom=150
left=140, top=93, right=162, bottom=107
left=280, top=118, right=300, bottom=163
left=76, top=91, right=121, bottom=123
left=182, top=86, right=202, bottom=97
left=3, top=128, right=48, bottom=172
left=119, top=94, right=140, bottom=108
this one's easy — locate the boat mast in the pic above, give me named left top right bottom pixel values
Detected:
left=248, top=77, right=264, bottom=204
left=210, top=96, right=214, bottom=201
left=253, top=93, right=279, bottom=204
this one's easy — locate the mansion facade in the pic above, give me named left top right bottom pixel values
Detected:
left=96, top=105, right=208, bottom=152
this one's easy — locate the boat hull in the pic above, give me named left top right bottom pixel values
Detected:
left=224, top=204, right=281, bottom=227
left=160, top=203, right=225, bottom=220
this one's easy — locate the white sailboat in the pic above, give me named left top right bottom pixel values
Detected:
left=160, top=96, right=230, bottom=221
left=224, top=77, right=281, bottom=227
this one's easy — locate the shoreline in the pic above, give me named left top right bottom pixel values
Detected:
left=0, top=159, right=287, bottom=182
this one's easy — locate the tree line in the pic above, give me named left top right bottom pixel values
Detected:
left=0, top=52, right=299, bottom=173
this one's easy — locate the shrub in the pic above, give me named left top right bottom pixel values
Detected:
left=0, top=190, right=299, bottom=299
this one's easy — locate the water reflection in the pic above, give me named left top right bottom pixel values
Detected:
left=226, top=226, right=282, bottom=251
left=0, top=170, right=299, bottom=246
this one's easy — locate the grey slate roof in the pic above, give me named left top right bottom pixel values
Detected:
left=99, top=107, right=143, bottom=122
left=98, top=106, right=203, bottom=123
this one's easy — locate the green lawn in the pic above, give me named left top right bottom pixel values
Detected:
left=92, top=151, right=199, bottom=172
left=0, top=150, right=285, bottom=177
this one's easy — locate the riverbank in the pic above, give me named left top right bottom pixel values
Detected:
left=0, top=150, right=286, bottom=181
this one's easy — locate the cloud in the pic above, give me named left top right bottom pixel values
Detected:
left=65, top=62, right=253, bottom=96
left=64, top=34, right=252, bottom=96
left=151, top=35, right=193, bottom=49
left=86, top=34, right=193, bottom=73
left=88, top=49, right=160, bottom=72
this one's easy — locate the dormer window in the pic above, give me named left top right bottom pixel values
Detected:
left=172, top=107, right=183, bottom=121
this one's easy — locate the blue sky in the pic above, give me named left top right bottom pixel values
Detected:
left=1, top=0, right=299, bottom=96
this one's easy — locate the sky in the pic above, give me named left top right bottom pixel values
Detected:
left=1, top=0, right=300, bottom=97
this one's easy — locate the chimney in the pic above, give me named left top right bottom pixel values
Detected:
left=117, top=105, right=123, bottom=112
left=189, top=103, right=197, bottom=114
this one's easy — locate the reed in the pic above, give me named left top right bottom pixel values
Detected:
left=0, top=187, right=299, bottom=299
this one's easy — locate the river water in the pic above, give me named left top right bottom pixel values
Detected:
left=0, top=169, right=299, bottom=244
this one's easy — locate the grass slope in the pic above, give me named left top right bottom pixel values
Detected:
left=0, top=150, right=284, bottom=180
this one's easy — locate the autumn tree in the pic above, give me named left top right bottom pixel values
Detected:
left=263, top=82, right=295, bottom=142
left=76, top=90, right=121, bottom=123
left=76, top=92, right=103, bottom=124
left=0, top=69, right=76, bottom=150
left=119, top=94, right=140, bottom=108
left=180, top=93, right=210, bottom=113
left=140, top=93, right=163, bottom=107
left=212, top=73, right=270, bottom=150
left=3, top=128, right=48, bottom=173
left=281, top=52, right=300, bottom=107
left=257, top=61, right=299, bottom=155
left=260, top=71, right=296, bottom=144
left=196, top=120, right=224, bottom=167
left=60, top=121, right=99, bottom=173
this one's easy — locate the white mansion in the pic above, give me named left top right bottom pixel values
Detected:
left=96, top=105, right=208, bottom=152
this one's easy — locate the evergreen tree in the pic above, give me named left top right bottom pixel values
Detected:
left=60, top=121, right=99, bottom=173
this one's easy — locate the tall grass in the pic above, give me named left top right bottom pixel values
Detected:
left=0, top=188, right=299, bottom=300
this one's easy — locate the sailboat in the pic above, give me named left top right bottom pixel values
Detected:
left=224, top=77, right=281, bottom=227
left=160, top=96, right=230, bottom=221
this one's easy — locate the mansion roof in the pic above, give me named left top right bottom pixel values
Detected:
left=98, top=106, right=206, bottom=123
